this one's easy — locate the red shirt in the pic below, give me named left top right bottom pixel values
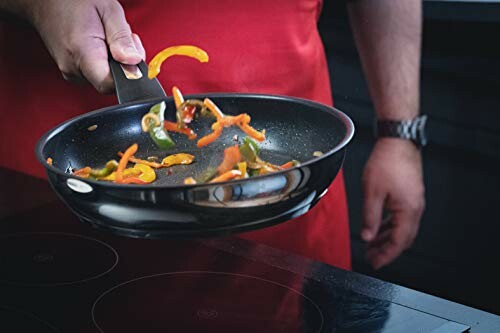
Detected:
left=0, top=0, right=351, bottom=270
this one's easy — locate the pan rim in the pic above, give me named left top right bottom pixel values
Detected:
left=35, top=93, right=354, bottom=189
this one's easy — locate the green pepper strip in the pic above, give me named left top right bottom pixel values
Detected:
left=147, top=102, right=175, bottom=149
left=89, top=160, right=119, bottom=178
left=239, top=137, right=260, bottom=162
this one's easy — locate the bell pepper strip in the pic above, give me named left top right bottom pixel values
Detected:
left=101, top=168, right=141, bottom=182
left=143, top=102, right=175, bottom=150
left=239, top=137, right=259, bottom=162
left=184, top=177, right=197, bottom=185
left=279, top=161, right=298, bottom=169
left=73, top=167, right=91, bottom=178
left=217, top=145, right=241, bottom=174
left=119, top=177, right=149, bottom=185
left=238, top=123, right=265, bottom=142
left=164, top=120, right=197, bottom=140
left=237, top=162, right=248, bottom=178
left=46, top=157, right=53, bottom=165
left=141, top=113, right=161, bottom=132
left=172, top=86, right=184, bottom=108
left=161, top=153, right=195, bottom=167
left=148, top=45, right=209, bottom=79
left=118, top=152, right=163, bottom=169
left=115, top=143, right=138, bottom=183
left=149, top=126, right=175, bottom=150
left=89, top=160, right=119, bottom=178
left=197, top=125, right=223, bottom=148
left=133, top=163, right=156, bottom=183
left=209, top=170, right=242, bottom=183
left=203, top=98, right=224, bottom=121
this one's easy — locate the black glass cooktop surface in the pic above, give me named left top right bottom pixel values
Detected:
left=1, top=169, right=497, bottom=332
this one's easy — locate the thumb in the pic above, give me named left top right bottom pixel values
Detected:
left=99, top=1, right=142, bottom=64
left=362, top=186, right=385, bottom=242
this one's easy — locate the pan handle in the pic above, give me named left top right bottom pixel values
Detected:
left=108, top=57, right=166, bottom=104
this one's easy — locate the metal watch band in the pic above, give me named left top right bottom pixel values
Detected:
left=375, top=115, right=428, bottom=147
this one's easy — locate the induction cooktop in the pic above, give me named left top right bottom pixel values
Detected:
left=2, top=168, right=498, bottom=332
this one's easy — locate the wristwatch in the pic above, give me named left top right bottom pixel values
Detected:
left=374, top=114, right=428, bottom=148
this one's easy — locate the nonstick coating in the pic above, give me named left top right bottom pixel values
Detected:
left=40, top=94, right=349, bottom=186
left=36, top=94, right=354, bottom=238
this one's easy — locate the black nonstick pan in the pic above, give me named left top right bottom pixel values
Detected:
left=35, top=59, right=354, bottom=238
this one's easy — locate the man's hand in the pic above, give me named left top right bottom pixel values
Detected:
left=361, top=138, right=425, bottom=269
left=23, top=0, right=145, bottom=93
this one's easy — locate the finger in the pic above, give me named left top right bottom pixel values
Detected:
left=361, top=185, right=385, bottom=242
left=132, top=33, right=146, bottom=60
left=78, top=37, right=115, bottom=94
left=99, top=1, right=141, bottom=64
left=368, top=212, right=415, bottom=269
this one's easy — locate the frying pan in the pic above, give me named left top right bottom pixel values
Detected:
left=35, top=59, right=354, bottom=238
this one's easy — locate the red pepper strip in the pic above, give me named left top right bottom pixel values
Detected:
left=209, top=170, right=242, bottom=183
left=182, top=105, right=197, bottom=124
left=164, top=120, right=197, bottom=140
left=117, top=152, right=163, bottom=169
left=73, top=167, right=91, bottom=178
left=119, top=177, right=149, bottom=184
left=197, top=125, right=223, bottom=148
left=115, top=143, right=138, bottom=183
left=217, top=145, right=241, bottom=174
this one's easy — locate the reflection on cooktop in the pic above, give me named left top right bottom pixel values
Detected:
left=92, top=271, right=324, bottom=333
left=0, top=305, right=58, bottom=333
left=0, top=232, right=118, bottom=286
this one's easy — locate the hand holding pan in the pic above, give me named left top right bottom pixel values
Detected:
left=36, top=57, right=354, bottom=238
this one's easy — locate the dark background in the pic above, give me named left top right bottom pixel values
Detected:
left=318, top=0, right=500, bottom=314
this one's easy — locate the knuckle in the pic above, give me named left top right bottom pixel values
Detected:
left=110, top=28, right=132, bottom=44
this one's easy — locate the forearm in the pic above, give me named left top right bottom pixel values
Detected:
left=347, top=0, right=422, bottom=120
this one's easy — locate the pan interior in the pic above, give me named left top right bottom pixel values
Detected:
left=42, top=95, right=350, bottom=186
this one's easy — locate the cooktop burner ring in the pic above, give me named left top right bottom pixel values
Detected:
left=0, top=232, right=119, bottom=287
left=0, top=305, right=59, bottom=332
left=92, top=270, right=325, bottom=333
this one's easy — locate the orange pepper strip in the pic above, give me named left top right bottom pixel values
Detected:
left=46, top=157, right=53, bottom=165
left=209, top=170, right=242, bottom=183
left=148, top=45, right=209, bottom=79
left=115, top=144, right=138, bottom=183
left=203, top=98, right=224, bottom=121
left=172, top=86, right=184, bottom=108
left=280, top=161, right=296, bottom=169
left=117, top=152, right=163, bottom=169
left=218, top=145, right=241, bottom=174
left=164, top=120, right=197, bottom=140
left=119, top=177, right=148, bottom=185
left=238, top=123, right=266, bottom=142
left=197, top=125, right=223, bottom=148
left=73, top=166, right=91, bottom=178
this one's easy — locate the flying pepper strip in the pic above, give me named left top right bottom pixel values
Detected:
left=148, top=45, right=209, bottom=79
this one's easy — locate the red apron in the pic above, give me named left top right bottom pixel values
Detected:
left=0, top=0, right=351, bottom=270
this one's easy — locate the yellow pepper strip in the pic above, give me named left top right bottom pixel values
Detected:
left=141, top=113, right=161, bottom=132
left=172, top=86, right=184, bottom=108
left=118, top=152, right=163, bottom=169
left=133, top=163, right=156, bottom=183
left=46, top=157, right=53, bottom=165
left=209, top=170, right=242, bottom=183
left=101, top=168, right=141, bottom=181
left=148, top=45, right=209, bottom=79
left=73, top=167, right=91, bottom=178
left=237, top=162, right=247, bottom=178
left=162, top=153, right=195, bottom=167
left=184, top=177, right=197, bottom=185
